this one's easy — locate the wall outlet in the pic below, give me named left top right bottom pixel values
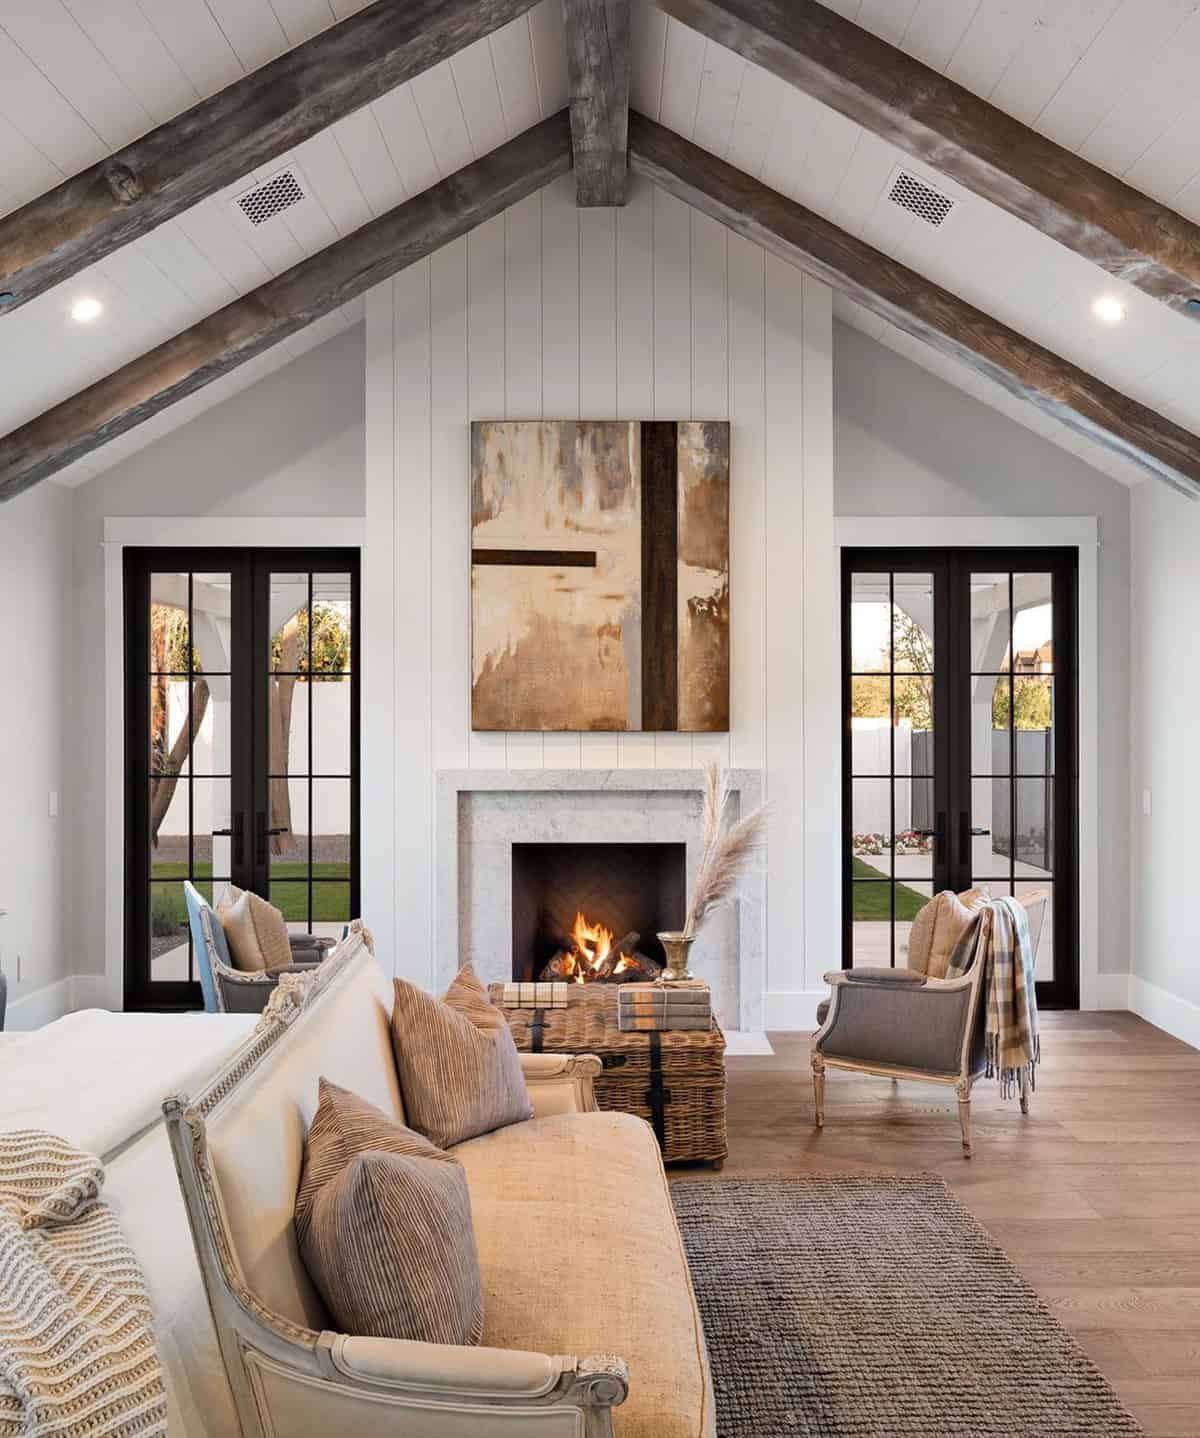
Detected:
left=48, top=790, right=59, bottom=818
left=1142, top=787, right=1152, bottom=817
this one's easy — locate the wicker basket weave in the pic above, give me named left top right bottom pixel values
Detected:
left=489, top=983, right=727, bottom=1167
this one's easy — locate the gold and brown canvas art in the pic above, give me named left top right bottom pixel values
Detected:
left=471, top=419, right=730, bottom=733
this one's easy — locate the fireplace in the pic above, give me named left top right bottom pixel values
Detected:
left=511, top=842, right=687, bottom=983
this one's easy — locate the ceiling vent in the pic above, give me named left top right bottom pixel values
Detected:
left=232, top=167, right=307, bottom=227
left=887, top=167, right=957, bottom=229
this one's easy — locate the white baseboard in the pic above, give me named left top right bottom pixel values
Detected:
left=1129, top=975, right=1200, bottom=1051
left=4, top=977, right=75, bottom=1030
left=763, top=990, right=827, bottom=1032
left=723, top=1030, right=775, bottom=1056
left=1090, top=973, right=1131, bottom=1010
left=4, top=973, right=118, bottom=1030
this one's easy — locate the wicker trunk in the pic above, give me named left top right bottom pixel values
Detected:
left=490, top=984, right=727, bottom=1168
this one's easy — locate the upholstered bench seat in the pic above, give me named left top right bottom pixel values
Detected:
left=453, top=1110, right=714, bottom=1438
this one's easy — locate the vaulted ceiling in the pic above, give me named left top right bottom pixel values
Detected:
left=1, top=0, right=1199, bottom=494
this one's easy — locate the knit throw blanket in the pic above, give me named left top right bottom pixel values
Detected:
left=0, top=1131, right=167, bottom=1437
left=945, top=896, right=1041, bottom=1099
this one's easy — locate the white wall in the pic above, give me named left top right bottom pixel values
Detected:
left=69, top=325, right=364, bottom=981
left=1130, top=478, right=1200, bottom=1043
left=364, top=173, right=838, bottom=1020
left=834, top=321, right=1132, bottom=984
left=0, top=481, right=71, bottom=1026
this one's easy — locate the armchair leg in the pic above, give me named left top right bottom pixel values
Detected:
left=812, top=1053, right=826, bottom=1129
left=955, top=1079, right=973, bottom=1158
left=1018, top=1067, right=1030, bottom=1116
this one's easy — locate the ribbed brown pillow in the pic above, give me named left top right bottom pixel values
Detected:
left=295, top=1079, right=483, bottom=1345
left=390, top=964, right=533, bottom=1149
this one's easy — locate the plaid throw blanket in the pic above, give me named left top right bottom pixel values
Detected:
left=945, top=896, right=1040, bottom=1099
left=0, top=1131, right=167, bottom=1437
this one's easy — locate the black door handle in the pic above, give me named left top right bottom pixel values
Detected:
left=213, top=815, right=247, bottom=869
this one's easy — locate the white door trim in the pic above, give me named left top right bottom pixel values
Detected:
left=834, top=516, right=1101, bottom=1011
left=102, top=517, right=365, bottom=1010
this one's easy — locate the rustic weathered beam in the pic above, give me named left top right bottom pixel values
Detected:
left=0, top=114, right=572, bottom=502
left=656, top=0, right=1200, bottom=315
left=628, top=112, right=1200, bottom=497
left=562, top=0, right=630, bottom=205
left=0, top=0, right=539, bottom=316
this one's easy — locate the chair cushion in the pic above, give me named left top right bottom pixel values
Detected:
left=908, top=888, right=988, bottom=979
left=452, top=1111, right=714, bottom=1438
left=295, top=1079, right=483, bottom=1346
left=218, top=888, right=292, bottom=973
left=390, top=964, right=533, bottom=1149
left=816, top=998, right=830, bottom=1027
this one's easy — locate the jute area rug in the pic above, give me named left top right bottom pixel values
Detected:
left=672, top=1175, right=1142, bottom=1438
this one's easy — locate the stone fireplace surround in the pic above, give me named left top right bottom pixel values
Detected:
left=435, top=769, right=764, bottom=1032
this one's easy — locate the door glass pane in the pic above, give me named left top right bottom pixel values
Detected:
left=312, top=573, right=353, bottom=674
left=970, top=572, right=1010, bottom=671
left=850, top=677, right=891, bottom=774
left=892, top=573, right=934, bottom=672
left=270, top=779, right=310, bottom=872
left=895, top=880, right=933, bottom=968
left=149, top=574, right=190, bottom=671
left=851, top=780, right=893, bottom=876
left=850, top=573, right=890, bottom=671
left=973, top=673, right=1009, bottom=775
left=1013, top=677, right=1053, bottom=775
left=851, top=883, right=893, bottom=965
left=972, top=775, right=1010, bottom=880
left=150, top=880, right=191, bottom=983
left=313, top=780, right=351, bottom=881
left=1012, top=573, right=1053, bottom=672
left=894, top=781, right=933, bottom=877
left=1016, top=881, right=1054, bottom=981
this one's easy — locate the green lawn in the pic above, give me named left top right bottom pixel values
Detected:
left=150, top=861, right=350, bottom=934
left=852, top=857, right=928, bottom=921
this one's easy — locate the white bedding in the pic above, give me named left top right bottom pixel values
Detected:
left=1, top=1008, right=259, bottom=1436
left=0, top=1008, right=256, bottom=1155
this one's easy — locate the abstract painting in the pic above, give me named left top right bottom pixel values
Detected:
left=471, top=419, right=729, bottom=732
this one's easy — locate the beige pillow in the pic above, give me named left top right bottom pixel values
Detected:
left=295, top=1079, right=483, bottom=1345
left=218, top=887, right=291, bottom=972
left=908, top=888, right=988, bottom=979
left=390, top=964, right=533, bottom=1149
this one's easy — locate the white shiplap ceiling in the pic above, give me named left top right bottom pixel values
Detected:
left=1, top=0, right=1199, bottom=490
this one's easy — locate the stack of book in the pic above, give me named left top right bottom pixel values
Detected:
left=617, top=981, right=712, bottom=1032
left=500, top=981, right=569, bottom=1009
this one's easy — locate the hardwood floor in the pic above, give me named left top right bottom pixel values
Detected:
left=682, top=1011, right=1200, bottom=1437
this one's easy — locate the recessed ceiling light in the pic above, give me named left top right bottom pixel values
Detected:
left=71, top=296, right=103, bottom=323
left=1091, top=295, right=1125, bottom=325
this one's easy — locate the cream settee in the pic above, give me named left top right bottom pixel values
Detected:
left=165, top=927, right=715, bottom=1437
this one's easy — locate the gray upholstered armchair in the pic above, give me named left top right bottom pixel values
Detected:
left=184, top=881, right=333, bottom=1015
left=811, top=890, right=1048, bottom=1157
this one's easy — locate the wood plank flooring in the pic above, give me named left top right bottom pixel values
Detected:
left=678, top=1011, right=1200, bottom=1437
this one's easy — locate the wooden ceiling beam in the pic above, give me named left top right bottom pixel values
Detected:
left=0, top=113, right=572, bottom=502
left=562, top=0, right=630, bottom=205
left=656, top=0, right=1200, bottom=314
left=0, top=0, right=539, bottom=316
left=628, top=112, right=1200, bottom=497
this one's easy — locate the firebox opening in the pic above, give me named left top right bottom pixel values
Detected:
left=511, top=842, right=687, bottom=983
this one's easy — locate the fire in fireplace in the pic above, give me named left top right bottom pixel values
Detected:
left=539, top=911, right=663, bottom=984
left=511, top=842, right=687, bottom=984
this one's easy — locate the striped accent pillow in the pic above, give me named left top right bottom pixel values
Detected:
left=390, top=964, right=533, bottom=1149
left=295, top=1079, right=483, bottom=1345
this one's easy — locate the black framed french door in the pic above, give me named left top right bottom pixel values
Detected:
left=124, top=548, right=360, bottom=1010
left=841, top=548, right=1078, bottom=1008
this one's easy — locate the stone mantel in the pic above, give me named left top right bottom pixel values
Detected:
left=435, top=769, right=764, bottom=1032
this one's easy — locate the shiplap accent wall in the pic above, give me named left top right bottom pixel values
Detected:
left=363, top=172, right=837, bottom=1024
